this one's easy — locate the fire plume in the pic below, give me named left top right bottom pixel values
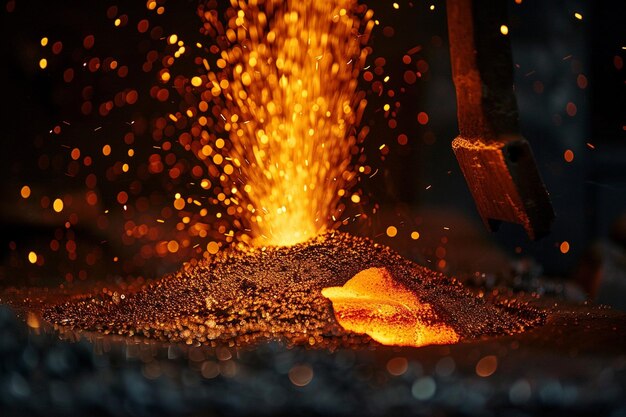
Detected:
left=197, top=0, right=374, bottom=246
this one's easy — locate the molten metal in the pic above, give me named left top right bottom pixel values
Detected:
left=322, top=267, right=460, bottom=347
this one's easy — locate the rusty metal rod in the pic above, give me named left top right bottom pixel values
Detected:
left=447, top=0, right=555, bottom=239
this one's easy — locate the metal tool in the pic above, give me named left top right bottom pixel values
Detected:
left=446, top=0, right=555, bottom=239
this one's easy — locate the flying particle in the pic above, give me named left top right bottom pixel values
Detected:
left=475, top=355, right=498, bottom=377
left=52, top=198, right=64, bottom=213
left=28, top=251, right=37, bottom=264
left=20, top=185, right=31, bottom=199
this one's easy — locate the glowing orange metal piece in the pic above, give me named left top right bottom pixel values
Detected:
left=322, top=267, right=459, bottom=347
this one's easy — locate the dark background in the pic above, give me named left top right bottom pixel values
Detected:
left=0, top=0, right=624, bottom=298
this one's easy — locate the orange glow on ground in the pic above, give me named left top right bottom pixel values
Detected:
left=321, top=267, right=460, bottom=347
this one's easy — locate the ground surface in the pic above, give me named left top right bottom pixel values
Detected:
left=35, top=232, right=542, bottom=347
left=1, top=232, right=625, bottom=416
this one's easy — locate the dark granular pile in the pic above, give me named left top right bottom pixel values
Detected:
left=42, top=232, right=544, bottom=347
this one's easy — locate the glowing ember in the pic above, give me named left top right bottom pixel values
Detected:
left=188, top=0, right=374, bottom=246
left=322, top=267, right=459, bottom=347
